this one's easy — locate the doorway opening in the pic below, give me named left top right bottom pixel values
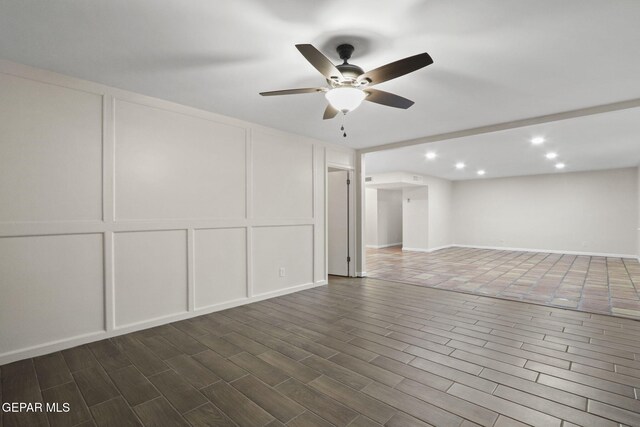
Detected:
left=363, top=171, right=430, bottom=277
left=365, top=188, right=404, bottom=250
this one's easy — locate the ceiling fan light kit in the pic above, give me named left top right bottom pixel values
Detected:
left=325, top=86, right=367, bottom=113
left=260, top=42, right=433, bottom=128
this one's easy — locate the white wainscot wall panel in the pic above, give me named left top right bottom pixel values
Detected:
left=194, top=227, right=247, bottom=309
left=0, top=73, right=103, bottom=222
left=0, top=234, right=104, bottom=356
left=114, top=100, right=246, bottom=220
left=114, top=230, right=188, bottom=327
left=252, top=130, right=313, bottom=219
left=252, top=225, right=314, bottom=295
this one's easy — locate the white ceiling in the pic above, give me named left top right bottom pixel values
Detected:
left=1, top=1, right=640, bottom=149
left=365, top=107, right=640, bottom=180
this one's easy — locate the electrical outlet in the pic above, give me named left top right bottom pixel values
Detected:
left=279, top=267, right=286, bottom=277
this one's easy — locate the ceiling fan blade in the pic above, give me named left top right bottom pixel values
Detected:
left=358, top=52, right=433, bottom=86
left=260, top=87, right=325, bottom=96
left=296, top=44, right=344, bottom=81
left=323, top=104, right=339, bottom=120
left=364, top=88, right=415, bottom=109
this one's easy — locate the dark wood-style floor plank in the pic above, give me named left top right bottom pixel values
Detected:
left=147, top=369, right=207, bottom=414
left=348, top=415, right=383, bottom=427
left=108, top=366, right=160, bottom=407
left=33, top=352, right=73, bottom=390
left=228, top=352, right=289, bottom=386
left=231, top=374, right=305, bottom=423
left=133, top=397, right=190, bottom=427
left=182, top=403, right=235, bottom=427
left=384, top=412, right=435, bottom=427
left=171, top=319, right=209, bottom=338
left=275, top=378, right=358, bottom=427
left=4, top=272, right=640, bottom=427
left=73, top=366, right=120, bottom=406
left=447, top=383, right=561, bottom=427
left=308, top=375, right=396, bottom=424
left=300, top=355, right=372, bottom=390
left=587, top=400, right=640, bottom=426
left=164, top=354, right=220, bottom=390
left=478, top=368, right=585, bottom=409
left=192, top=349, right=247, bottom=382
left=201, top=381, right=274, bottom=427
left=1, top=360, right=49, bottom=427
left=228, top=324, right=312, bottom=361
left=87, top=340, right=132, bottom=373
left=189, top=315, right=234, bottom=337
left=138, top=336, right=182, bottom=361
left=536, top=374, right=640, bottom=413
left=328, top=353, right=404, bottom=388
left=362, top=381, right=463, bottom=427
left=396, top=379, right=499, bottom=426
left=493, top=385, right=617, bottom=427
left=348, top=337, right=415, bottom=364
left=279, top=334, right=338, bottom=359
left=221, top=332, right=270, bottom=356
left=61, top=346, right=99, bottom=372
left=41, top=382, right=91, bottom=427
left=195, top=334, right=244, bottom=358
left=90, top=397, right=141, bottom=427
left=315, top=336, right=377, bottom=362
left=408, top=356, right=497, bottom=393
left=371, top=356, right=453, bottom=391
left=158, top=326, right=208, bottom=355
left=257, top=350, right=321, bottom=384
left=111, top=335, right=167, bottom=377
left=286, top=411, right=334, bottom=427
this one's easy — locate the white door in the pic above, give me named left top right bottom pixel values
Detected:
left=328, top=170, right=350, bottom=276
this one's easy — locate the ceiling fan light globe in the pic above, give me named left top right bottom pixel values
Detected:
left=325, top=87, right=366, bottom=113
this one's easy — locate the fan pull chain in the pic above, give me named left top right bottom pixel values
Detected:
left=341, top=114, right=347, bottom=138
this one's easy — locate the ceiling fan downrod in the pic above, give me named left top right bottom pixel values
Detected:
left=337, top=44, right=355, bottom=63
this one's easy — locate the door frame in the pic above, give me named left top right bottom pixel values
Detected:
left=326, top=165, right=356, bottom=278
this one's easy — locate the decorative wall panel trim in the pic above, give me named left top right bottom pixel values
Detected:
left=0, top=59, right=355, bottom=364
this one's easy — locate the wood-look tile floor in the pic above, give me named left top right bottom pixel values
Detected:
left=367, top=246, right=640, bottom=320
left=3, top=276, right=640, bottom=426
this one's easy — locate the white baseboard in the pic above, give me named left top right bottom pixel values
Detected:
left=0, top=280, right=327, bottom=365
left=366, top=242, right=402, bottom=249
left=402, top=247, right=429, bottom=253
left=426, top=245, right=455, bottom=252
left=452, top=244, right=637, bottom=259
left=399, top=244, right=637, bottom=259
left=402, top=245, right=454, bottom=253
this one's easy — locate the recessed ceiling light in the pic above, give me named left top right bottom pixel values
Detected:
left=555, top=162, right=566, bottom=169
left=455, top=162, right=465, bottom=169
left=545, top=152, right=557, bottom=159
left=531, top=137, right=545, bottom=145
left=477, top=170, right=486, bottom=176
left=425, top=151, right=436, bottom=159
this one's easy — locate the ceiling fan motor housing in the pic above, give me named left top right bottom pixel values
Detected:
left=335, top=44, right=364, bottom=82
left=336, top=63, right=364, bottom=81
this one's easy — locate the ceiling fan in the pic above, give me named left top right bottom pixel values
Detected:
left=260, top=44, right=433, bottom=120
